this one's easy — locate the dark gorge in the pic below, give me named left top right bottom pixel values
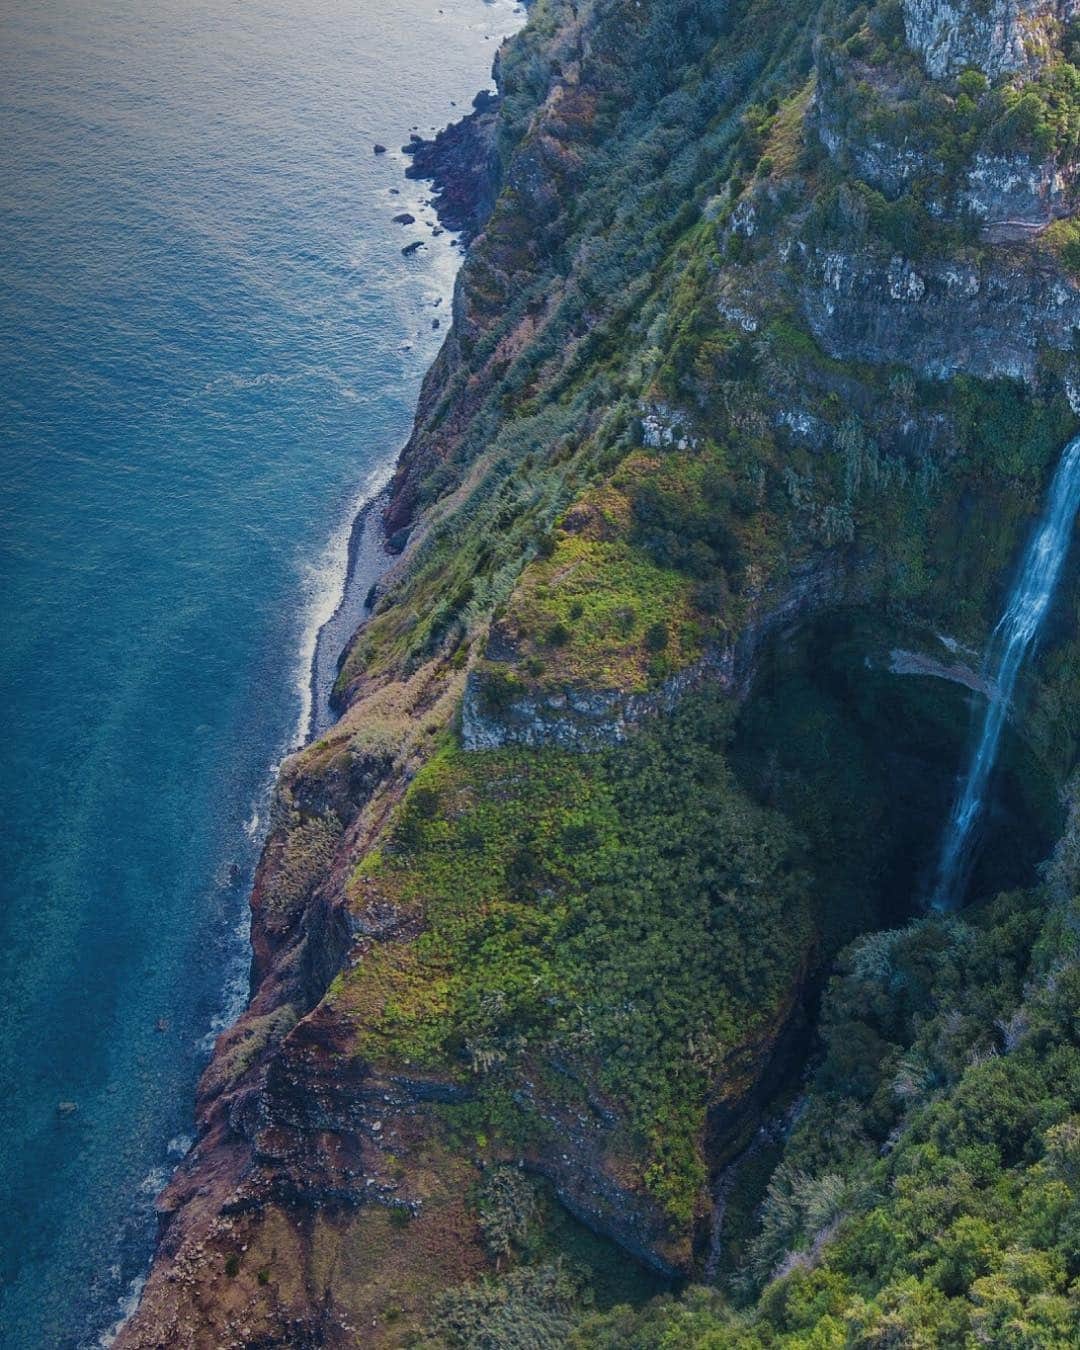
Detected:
left=734, top=609, right=1063, bottom=935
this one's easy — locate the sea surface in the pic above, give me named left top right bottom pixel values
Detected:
left=0, top=1, right=522, bottom=1344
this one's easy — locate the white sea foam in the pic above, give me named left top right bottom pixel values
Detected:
left=138, top=1165, right=171, bottom=1197
left=197, top=455, right=400, bottom=1068
left=94, top=1274, right=145, bottom=1349
left=196, top=889, right=258, bottom=1055
left=291, top=460, right=394, bottom=749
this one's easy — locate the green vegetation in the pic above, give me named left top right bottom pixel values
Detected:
left=431, top=1262, right=583, bottom=1349
left=263, top=811, right=342, bottom=916
left=573, top=891, right=1080, bottom=1347
left=242, top=0, right=1080, bottom=1341
left=337, top=693, right=811, bottom=1221
left=1044, top=215, right=1080, bottom=277
left=497, top=477, right=705, bottom=689
left=333, top=0, right=820, bottom=699
left=423, top=1166, right=669, bottom=1347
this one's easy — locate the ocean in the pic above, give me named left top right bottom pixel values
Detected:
left=0, top=1, right=522, bottom=1343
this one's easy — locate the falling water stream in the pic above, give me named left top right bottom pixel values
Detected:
left=932, top=435, right=1080, bottom=911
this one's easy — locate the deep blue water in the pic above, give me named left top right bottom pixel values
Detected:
left=0, top=1, right=521, bottom=1344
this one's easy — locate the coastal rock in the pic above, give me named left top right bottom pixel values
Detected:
left=403, top=87, right=504, bottom=242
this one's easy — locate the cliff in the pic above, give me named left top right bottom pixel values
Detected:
left=904, top=0, right=1080, bottom=79
left=120, top=0, right=1080, bottom=1344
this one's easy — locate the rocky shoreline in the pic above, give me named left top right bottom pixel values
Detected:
left=309, top=77, right=519, bottom=739
left=307, top=492, right=390, bottom=741
left=402, top=88, right=503, bottom=244
left=112, top=44, right=520, bottom=1350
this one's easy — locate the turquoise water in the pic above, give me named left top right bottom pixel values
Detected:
left=0, top=1, right=521, bottom=1344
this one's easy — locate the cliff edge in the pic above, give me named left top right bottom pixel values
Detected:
left=119, top=0, right=1080, bottom=1344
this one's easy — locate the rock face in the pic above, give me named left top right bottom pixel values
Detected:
left=888, top=645, right=992, bottom=695
left=816, top=6, right=1080, bottom=235
left=818, top=119, right=1078, bottom=237
left=801, top=247, right=1080, bottom=381
left=463, top=557, right=856, bottom=750
left=461, top=651, right=729, bottom=750
left=903, top=0, right=1080, bottom=79
left=832, top=135, right=1076, bottom=232
left=961, top=152, right=1077, bottom=235
left=403, top=89, right=503, bottom=242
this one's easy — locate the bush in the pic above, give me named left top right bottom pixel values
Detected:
left=477, top=1167, right=539, bottom=1261
left=412, top=786, right=441, bottom=819
left=644, top=621, right=670, bottom=652
left=480, top=668, right=523, bottom=713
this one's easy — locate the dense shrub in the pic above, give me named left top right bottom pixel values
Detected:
left=343, top=692, right=812, bottom=1221
left=574, top=893, right=1080, bottom=1346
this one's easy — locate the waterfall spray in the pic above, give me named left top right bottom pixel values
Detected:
left=931, top=435, right=1080, bottom=912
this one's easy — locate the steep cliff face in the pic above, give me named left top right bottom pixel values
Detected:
left=904, top=0, right=1080, bottom=78
left=799, top=247, right=1080, bottom=379
left=121, top=0, right=1080, bottom=1343
left=816, top=0, right=1080, bottom=240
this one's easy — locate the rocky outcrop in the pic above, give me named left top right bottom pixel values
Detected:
left=834, top=134, right=1077, bottom=235
left=815, top=48, right=1080, bottom=236
left=815, top=122, right=943, bottom=201
left=961, top=152, right=1078, bottom=234
left=403, top=89, right=503, bottom=243
left=800, top=245, right=1080, bottom=382
left=903, top=0, right=1080, bottom=79
left=464, top=556, right=858, bottom=750
left=888, top=645, right=992, bottom=695
left=461, top=650, right=730, bottom=750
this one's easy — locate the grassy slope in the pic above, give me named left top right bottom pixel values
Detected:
left=334, top=695, right=811, bottom=1224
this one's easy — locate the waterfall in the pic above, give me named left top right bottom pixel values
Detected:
left=931, top=435, right=1080, bottom=912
